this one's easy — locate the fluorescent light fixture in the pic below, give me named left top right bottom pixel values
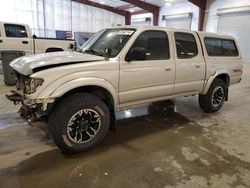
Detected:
left=125, top=110, right=132, bottom=118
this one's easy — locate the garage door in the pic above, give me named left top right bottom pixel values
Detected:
left=218, top=12, right=250, bottom=63
left=131, top=17, right=152, bottom=26
left=164, top=13, right=192, bottom=30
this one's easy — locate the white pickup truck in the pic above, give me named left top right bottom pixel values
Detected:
left=0, top=22, right=76, bottom=56
left=6, top=26, right=243, bottom=153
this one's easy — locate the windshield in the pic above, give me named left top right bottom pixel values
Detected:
left=82, top=28, right=136, bottom=58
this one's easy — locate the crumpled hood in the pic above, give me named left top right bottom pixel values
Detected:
left=10, top=51, right=104, bottom=75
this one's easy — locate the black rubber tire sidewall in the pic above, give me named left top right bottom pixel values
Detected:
left=199, top=79, right=227, bottom=113
left=49, top=93, right=110, bottom=154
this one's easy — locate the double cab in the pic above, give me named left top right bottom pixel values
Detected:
left=6, top=26, right=243, bottom=153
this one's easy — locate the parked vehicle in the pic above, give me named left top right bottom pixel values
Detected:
left=6, top=26, right=243, bottom=153
left=0, top=22, right=76, bottom=55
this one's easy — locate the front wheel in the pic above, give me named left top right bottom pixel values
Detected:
left=199, top=79, right=227, bottom=113
left=49, top=93, right=110, bottom=154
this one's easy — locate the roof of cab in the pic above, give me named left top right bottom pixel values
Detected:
left=111, top=25, right=235, bottom=40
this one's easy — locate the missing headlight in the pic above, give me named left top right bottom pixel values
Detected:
left=29, top=78, right=44, bottom=94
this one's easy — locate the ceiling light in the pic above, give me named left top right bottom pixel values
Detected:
left=129, top=9, right=135, bottom=12
left=165, top=2, right=171, bottom=6
left=100, top=1, right=105, bottom=4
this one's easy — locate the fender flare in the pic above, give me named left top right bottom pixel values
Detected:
left=201, top=69, right=230, bottom=95
left=45, top=47, right=64, bottom=52
left=48, top=77, right=118, bottom=108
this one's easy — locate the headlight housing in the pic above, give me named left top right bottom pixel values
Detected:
left=29, top=78, right=44, bottom=94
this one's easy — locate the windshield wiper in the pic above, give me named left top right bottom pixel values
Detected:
left=84, top=49, right=104, bottom=57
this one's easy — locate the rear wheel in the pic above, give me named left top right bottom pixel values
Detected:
left=199, top=79, right=227, bottom=113
left=49, top=93, right=110, bottom=154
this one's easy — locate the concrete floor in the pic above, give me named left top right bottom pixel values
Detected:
left=0, top=64, right=250, bottom=188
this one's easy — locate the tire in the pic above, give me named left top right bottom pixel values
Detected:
left=199, top=79, right=227, bottom=113
left=49, top=93, right=110, bottom=154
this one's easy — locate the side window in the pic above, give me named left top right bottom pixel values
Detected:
left=130, top=30, right=170, bottom=60
left=222, top=40, right=239, bottom=56
left=4, top=24, right=28, bottom=38
left=204, top=37, right=239, bottom=57
left=174, top=32, right=198, bottom=59
left=204, top=38, right=222, bottom=56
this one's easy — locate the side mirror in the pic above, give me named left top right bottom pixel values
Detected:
left=126, top=47, right=146, bottom=62
left=105, top=48, right=112, bottom=58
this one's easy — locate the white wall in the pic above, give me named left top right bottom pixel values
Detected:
left=131, top=13, right=153, bottom=26
left=72, top=2, right=124, bottom=33
left=205, top=0, right=250, bottom=32
left=0, top=0, right=125, bottom=37
left=159, top=1, right=199, bottom=31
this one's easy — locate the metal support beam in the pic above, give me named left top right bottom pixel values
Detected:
left=116, top=4, right=135, bottom=10
left=121, top=0, right=159, bottom=25
left=131, top=10, right=149, bottom=15
left=198, top=7, right=206, bottom=31
left=125, top=12, right=131, bottom=25
left=71, top=0, right=131, bottom=25
left=188, top=0, right=207, bottom=31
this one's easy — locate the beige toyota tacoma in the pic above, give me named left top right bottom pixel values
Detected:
left=6, top=26, right=243, bottom=153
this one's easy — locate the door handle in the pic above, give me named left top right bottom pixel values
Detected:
left=123, top=69, right=139, bottom=72
left=164, top=68, right=172, bottom=71
left=195, top=65, right=201, bottom=68
left=0, top=39, right=2, bottom=43
left=22, top=41, right=29, bottom=44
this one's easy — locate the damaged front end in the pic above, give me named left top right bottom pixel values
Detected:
left=6, top=90, right=38, bottom=124
left=5, top=71, right=46, bottom=124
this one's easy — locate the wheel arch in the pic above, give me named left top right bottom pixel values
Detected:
left=46, top=78, right=118, bottom=131
left=49, top=78, right=117, bottom=106
left=201, top=71, right=230, bottom=95
left=45, top=47, right=64, bottom=53
left=58, top=85, right=116, bottom=109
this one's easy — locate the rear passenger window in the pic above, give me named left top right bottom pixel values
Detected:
left=4, top=24, right=28, bottom=38
left=130, top=30, right=170, bottom=60
left=174, top=32, right=198, bottom=59
left=204, top=37, right=239, bottom=57
left=222, top=40, right=239, bottom=56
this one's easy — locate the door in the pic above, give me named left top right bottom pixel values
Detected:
left=173, top=32, right=206, bottom=94
left=218, top=13, right=250, bottom=63
left=0, top=24, right=3, bottom=50
left=119, top=30, right=175, bottom=105
left=0, top=24, right=4, bottom=70
left=2, top=24, right=32, bottom=55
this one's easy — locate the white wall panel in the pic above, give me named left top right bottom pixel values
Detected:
left=159, top=2, right=199, bottom=31
left=205, top=0, right=250, bottom=63
left=165, top=18, right=191, bottom=29
left=205, top=0, right=250, bottom=32
left=0, top=0, right=125, bottom=37
left=218, top=13, right=250, bottom=63
left=163, top=13, right=192, bottom=30
left=131, top=13, right=152, bottom=26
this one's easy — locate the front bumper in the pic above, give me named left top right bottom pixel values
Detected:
left=6, top=90, right=24, bottom=104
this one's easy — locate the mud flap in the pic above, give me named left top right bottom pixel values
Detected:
left=225, top=88, right=228, bottom=101
left=108, top=105, right=117, bottom=132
